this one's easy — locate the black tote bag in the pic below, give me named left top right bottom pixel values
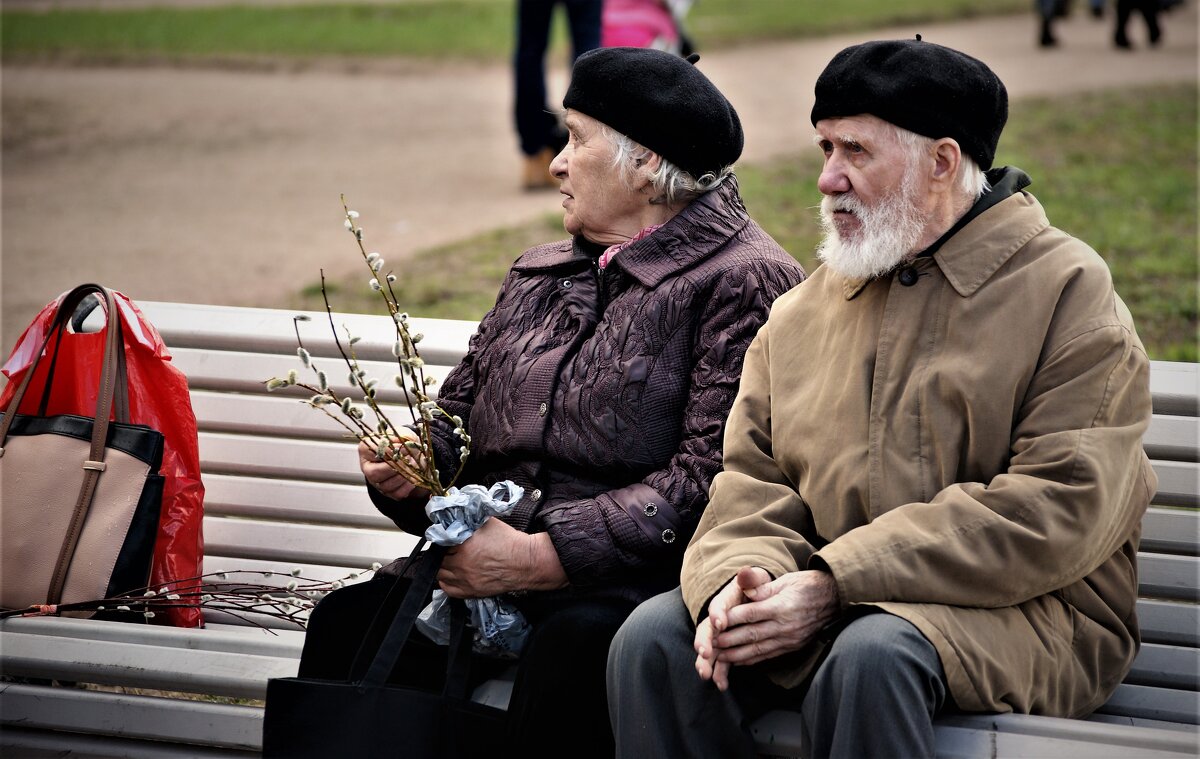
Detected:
left=263, top=541, right=508, bottom=758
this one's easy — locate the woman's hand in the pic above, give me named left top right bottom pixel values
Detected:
left=358, top=437, right=429, bottom=502
left=438, top=517, right=568, bottom=598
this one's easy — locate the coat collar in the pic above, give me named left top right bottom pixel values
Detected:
left=839, top=167, right=1047, bottom=300
left=511, top=176, right=751, bottom=288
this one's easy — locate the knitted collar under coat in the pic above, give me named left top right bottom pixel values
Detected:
left=368, top=176, right=805, bottom=615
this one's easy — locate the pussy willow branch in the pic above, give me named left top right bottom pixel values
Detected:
left=0, top=569, right=377, bottom=631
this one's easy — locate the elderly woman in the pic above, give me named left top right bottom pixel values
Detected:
left=298, top=47, right=804, bottom=757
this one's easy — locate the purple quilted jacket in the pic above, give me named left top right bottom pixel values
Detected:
left=370, top=178, right=805, bottom=608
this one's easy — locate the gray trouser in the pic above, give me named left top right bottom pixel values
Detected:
left=607, top=587, right=950, bottom=759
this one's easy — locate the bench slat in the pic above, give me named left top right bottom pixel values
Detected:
left=1, top=725, right=257, bottom=758
left=1149, top=361, right=1200, bottom=417
left=169, top=346, right=452, bottom=404
left=1146, top=415, right=1200, bottom=463
left=0, top=683, right=263, bottom=752
left=1142, top=508, right=1200, bottom=556
left=139, top=301, right=475, bottom=367
left=1151, top=461, right=1199, bottom=508
left=199, top=431, right=360, bottom=484
left=0, top=616, right=304, bottom=658
left=189, top=389, right=428, bottom=442
left=202, top=472, right=393, bottom=528
left=1096, top=683, right=1200, bottom=725
left=1129, top=643, right=1200, bottom=691
left=204, top=515, right=416, bottom=570
left=1137, top=599, right=1200, bottom=647
left=1139, top=554, right=1200, bottom=602
left=0, top=633, right=294, bottom=699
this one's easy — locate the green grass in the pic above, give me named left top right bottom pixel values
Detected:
left=2, top=0, right=1028, bottom=64
left=306, top=84, right=1196, bottom=361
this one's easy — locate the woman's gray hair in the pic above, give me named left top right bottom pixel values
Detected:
left=891, top=124, right=990, bottom=200
left=599, top=123, right=733, bottom=207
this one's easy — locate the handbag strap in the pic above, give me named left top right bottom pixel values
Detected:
left=355, top=541, right=481, bottom=699
left=36, top=293, right=132, bottom=423
left=357, top=539, right=447, bottom=690
left=442, top=596, right=475, bottom=700
left=0, top=284, right=129, bottom=604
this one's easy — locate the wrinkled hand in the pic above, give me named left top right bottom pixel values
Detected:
left=438, top=517, right=568, bottom=598
left=712, top=569, right=840, bottom=668
left=694, top=566, right=770, bottom=691
left=358, top=435, right=429, bottom=502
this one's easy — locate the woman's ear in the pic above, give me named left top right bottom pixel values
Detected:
left=930, top=138, right=962, bottom=191
left=634, top=152, right=662, bottom=193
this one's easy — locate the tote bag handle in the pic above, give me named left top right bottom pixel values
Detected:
left=349, top=540, right=477, bottom=700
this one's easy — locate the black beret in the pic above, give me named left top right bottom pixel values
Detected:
left=563, top=47, right=743, bottom=179
left=810, top=37, right=1008, bottom=170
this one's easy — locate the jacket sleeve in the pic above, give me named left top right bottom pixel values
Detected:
left=538, top=257, right=805, bottom=591
left=815, top=298, right=1155, bottom=609
left=678, top=313, right=823, bottom=622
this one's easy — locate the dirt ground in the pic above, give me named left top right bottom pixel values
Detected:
left=2, top=5, right=1197, bottom=354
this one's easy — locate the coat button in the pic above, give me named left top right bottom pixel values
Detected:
left=898, top=267, right=919, bottom=286
left=530, top=489, right=542, bottom=501
left=661, top=529, right=676, bottom=544
left=538, top=402, right=548, bottom=416
left=561, top=278, right=573, bottom=289
left=643, top=503, right=658, bottom=517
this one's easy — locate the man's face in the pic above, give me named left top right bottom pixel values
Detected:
left=813, top=114, right=931, bottom=280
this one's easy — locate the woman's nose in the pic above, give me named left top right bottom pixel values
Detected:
left=549, top=146, right=568, bottom=179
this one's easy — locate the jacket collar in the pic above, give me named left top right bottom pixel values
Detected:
left=840, top=167, right=1046, bottom=300
left=511, top=176, right=751, bottom=288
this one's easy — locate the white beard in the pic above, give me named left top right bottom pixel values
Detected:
left=815, top=168, right=930, bottom=281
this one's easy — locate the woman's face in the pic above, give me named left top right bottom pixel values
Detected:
left=550, top=110, right=649, bottom=245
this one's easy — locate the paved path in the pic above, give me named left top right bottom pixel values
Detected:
left=2, top=5, right=1196, bottom=351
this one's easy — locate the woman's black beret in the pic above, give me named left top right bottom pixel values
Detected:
left=563, top=47, right=743, bottom=179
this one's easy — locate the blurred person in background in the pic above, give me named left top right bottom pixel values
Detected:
left=515, top=0, right=601, bottom=190
left=299, top=47, right=805, bottom=758
left=1113, top=0, right=1162, bottom=48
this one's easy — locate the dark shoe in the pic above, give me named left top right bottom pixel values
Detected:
left=1114, top=31, right=1132, bottom=48
left=1040, top=19, right=1058, bottom=47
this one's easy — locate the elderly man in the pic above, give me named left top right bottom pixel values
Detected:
left=606, top=38, right=1155, bottom=758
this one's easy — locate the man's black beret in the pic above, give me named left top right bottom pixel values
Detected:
left=810, top=37, right=1008, bottom=170
left=563, top=47, right=743, bottom=179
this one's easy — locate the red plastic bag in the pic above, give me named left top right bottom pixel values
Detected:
left=0, top=289, right=205, bottom=627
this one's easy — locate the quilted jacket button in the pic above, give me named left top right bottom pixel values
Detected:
left=661, top=529, right=676, bottom=544
left=643, top=503, right=658, bottom=517
left=538, top=402, right=548, bottom=416
left=561, top=279, right=573, bottom=289
left=530, top=489, right=542, bottom=501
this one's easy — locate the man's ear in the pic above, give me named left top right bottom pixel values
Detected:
left=930, top=138, right=962, bottom=191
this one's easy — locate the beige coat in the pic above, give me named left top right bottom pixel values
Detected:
left=681, top=188, right=1156, bottom=717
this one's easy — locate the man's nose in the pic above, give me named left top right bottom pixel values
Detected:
left=817, top=160, right=850, bottom=196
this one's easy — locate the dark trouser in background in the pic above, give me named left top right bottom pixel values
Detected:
left=514, top=0, right=602, bottom=157
left=1115, top=0, right=1163, bottom=46
left=607, top=587, right=951, bottom=759
left=299, top=574, right=631, bottom=759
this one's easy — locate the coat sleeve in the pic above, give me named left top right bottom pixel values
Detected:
left=538, top=258, right=805, bottom=591
left=677, top=310, right=823, bottom=622
left=815, top=296, right=1156, bottom=609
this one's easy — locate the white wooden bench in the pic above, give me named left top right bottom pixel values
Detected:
left=1, top=301, right=1196, bottom=757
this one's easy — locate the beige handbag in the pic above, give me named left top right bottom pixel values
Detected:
left=0, top=284, right=165, bottom=616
